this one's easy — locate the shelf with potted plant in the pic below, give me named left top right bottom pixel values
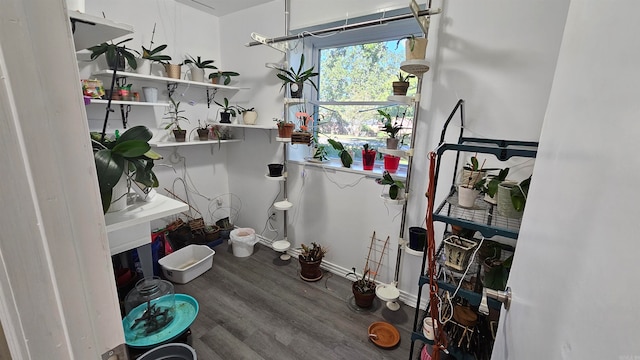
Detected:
left=87, top=98, right=168, bottom=107
left=69, top=11, right=133, bottom=51
left=92, top=70, right=245, bottom=91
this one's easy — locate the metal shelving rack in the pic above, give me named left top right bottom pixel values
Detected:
left=408, top=99, right=539, bottom=359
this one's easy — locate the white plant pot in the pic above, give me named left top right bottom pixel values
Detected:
left=458, top=185, right=479, bottom=208
left=243, top=111, right=258, bottom=125
left=107, top=173, right=128, bottom=213
left=142, top=87, right=158, bottom=103
left=497, top=181, right=523, bottom=218
left=136, top=58, right=152, bottom=75
left=188, top=68, right=204, bottom=82
left=405, top=38, right=428, bottom=60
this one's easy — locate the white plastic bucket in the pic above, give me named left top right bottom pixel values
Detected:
left=229, top=228, right=258, bottom=257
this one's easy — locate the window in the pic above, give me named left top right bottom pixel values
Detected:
left=314, top=40, right=416, bottom=164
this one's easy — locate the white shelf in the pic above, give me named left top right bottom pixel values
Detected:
left=104, top=194, right=187, bottom=233
left=400, top=59, right=431, bottom=76
left=69, top=11, right=134, bottom=51
left=87, top=99, right=169, bottom=107
left=265, top=174, right=285, bottom=181
left=92, top=70, right=244, bottom=92
left=379, top=148, right=412, bottom=158
left=276, top=137, right=292, bottom=143
left=380, top=194, right=407, bottom=205
left=150, top=139, right=241, bottom=148
left=274, top=201, right=293, bottom=211
left=284, top=98, right=305, bottom=105
left=216, top=123, right=277, bottom=130
left=387, top=95, right=416, bottom=105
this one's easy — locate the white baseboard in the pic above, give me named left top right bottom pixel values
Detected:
left=256, top=234, right=426, bottom=309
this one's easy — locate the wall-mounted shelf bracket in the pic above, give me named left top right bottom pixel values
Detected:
left=410, top=0, right=436, bottom=36
left=166, top=83, right=179, bottom=98
left=251, top=32, right=288, bottom=53
left=206, top=88, right=219, bottom=108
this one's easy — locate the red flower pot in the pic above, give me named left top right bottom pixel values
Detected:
left=362, top=150, right=376, bottom=171
left=384, top=154, right=401, bottom=173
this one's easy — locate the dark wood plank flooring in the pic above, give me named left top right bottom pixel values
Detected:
left=173, top=243, right=417, bottom=360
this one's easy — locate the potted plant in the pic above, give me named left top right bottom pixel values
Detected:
left=88, top=38, right=138, bottom=71
left=376, top=171, right=405, bottom=200
left=362, top=144, right=376, bottom=171
left=214, top=97, right=238, bottom=123
left=276, top=54, right=319, bottom=98
left=327, top=138, right=353, bottom=168
left=298, top=242, right=327, bottom=282
left=184, top=55, right=217, bottom=82
left=291, top=110, right=314, bottom=145
left=90, top=126, right=161, bottom=213
left=273, top=118, right=295, bottom=138
left=392, top=71, right=415, bottom=96
left=378, top=109, right=405, bottom=150
left=312, top=144, right=329, bottom=162
left=459, top=155, right=488, bottom=186
left=196, top=120, right=210, bottom=141
left=477, top=167, right=510, bottom=204
left=209, top=71, right=239, bottom=85
left=163, top=96, right=189, bottom=142
left=237, top=106, right=258, bottom=125
left=137, top=24, right=172, bottom=75
left=346, top=267, right=376, bottom=308
left=497, top=176, right=531, bottom=218
left=401, top=35, right=428, bottom=60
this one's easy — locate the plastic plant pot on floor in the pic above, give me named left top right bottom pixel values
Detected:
left=138, top=343, right=197, bottom=360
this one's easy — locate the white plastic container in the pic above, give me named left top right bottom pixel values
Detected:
left=229, top=228, right=258, bottom=257
left=158, top=245, right=215, bottom=284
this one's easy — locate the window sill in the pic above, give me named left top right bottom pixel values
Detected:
left=288, top=158, right=407, bottom=180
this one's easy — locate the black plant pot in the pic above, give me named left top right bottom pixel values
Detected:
left=106, top=53, right=126, bottom=71
left=409, top=227, right=427, bottom=251
left=220, top=112, right=231, bottom=123
left=267, top=163, right=284, bottom=177
left=289, top=82, right=303, bottom=98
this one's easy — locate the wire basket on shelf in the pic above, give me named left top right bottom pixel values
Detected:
left=444, top=235, right=478, bottom=271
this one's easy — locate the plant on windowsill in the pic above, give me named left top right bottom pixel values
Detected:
left=214, top=97, right=238, bottom=124
left=312, top=144, right=329, bottom=162
left=291, top=110, right=315, bottom=145
left=346, top=267, right=376, bottom=308
left=88, top=38, right=138, bottom=71
left=276, top=54, right=319, bottom=98
left=209, top=71, right=240, bottom=85
left=327, top=138, right=353, bottom=168
left=362, top=144, right=376, bottom=171
left=392, top=71, right=415, bottom=96
left=298, top=242, right=327, bottom=282
left=163, top=96, right=189, bottom=142
left=90, top=126, right=161, bottom=213
left=183, top=55, right=217, bottom=82
left=376, top=171, right=405, bottom=200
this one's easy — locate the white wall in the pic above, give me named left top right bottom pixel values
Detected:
left=221, top=0, right=570, bottom=301
left=493, top=1, right=640, bottom=358
left=80, top=0, right=232, bottom=227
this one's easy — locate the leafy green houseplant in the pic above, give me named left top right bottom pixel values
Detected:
left=91, top=126, right=161, bottom=213
left=88, top=38, right=138, bottom=71
left=163, top=97, right=189, bottom=142
left=196, top=120, right=210, bottom=141
left=209, top=71, right=240, bottom=85
left=313, top=144, right=329, bottom=161
left=376, top=171, right=405, bottom=200
left=346, top=267, right=376, bottom=308
left=237, top=106, right=257, bottom=125
left=273, top=118, right=294, bottom=138
left=214, top=97, right=238, bottom=123
left=378, top=109, right=406, bottom=149
left=392, top=71, right=415, bottom=96
left=276, top=54, right=319, bottom=98
left=299, top=242, right=327, bottom=282
left=184, top=55, right=216, bottom=82
left=327, top=138, right=353, bottom=168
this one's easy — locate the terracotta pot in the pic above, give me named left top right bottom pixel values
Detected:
left=298, top=256, right=323, bottom=282
left=352, top=282, right=376, bottom=308
left=278, top=123, right=295, bottom=138
left=392, top=81, right=409, bottom=96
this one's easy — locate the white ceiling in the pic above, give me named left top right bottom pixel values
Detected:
left=175, top=0, right=276, bottom=17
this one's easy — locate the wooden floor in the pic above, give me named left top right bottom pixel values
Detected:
left=174, top=242, right=418, bottom=360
